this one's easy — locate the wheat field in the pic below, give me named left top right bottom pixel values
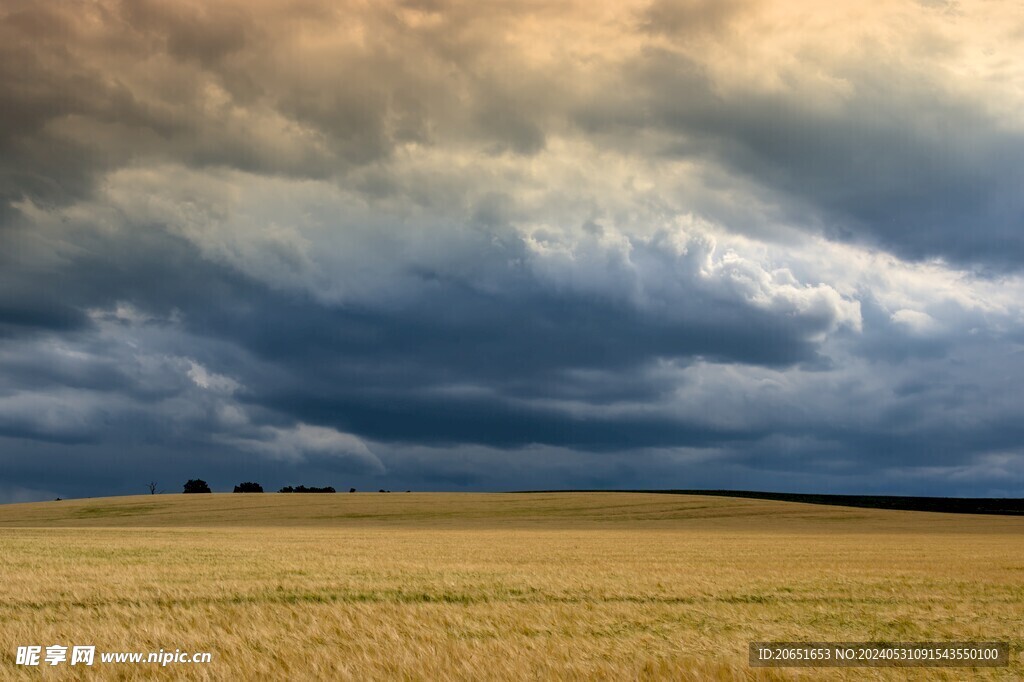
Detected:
left=0, top=492, right=1021, bottom=680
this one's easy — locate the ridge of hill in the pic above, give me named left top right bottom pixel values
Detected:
left=516, top=489, right=1024, bottom=515
left=1, top=492, right=1022, bottom=532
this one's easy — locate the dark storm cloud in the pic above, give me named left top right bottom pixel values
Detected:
left=1, top=0, right=1023, bottom=500
left=4, top=0, right=1021, bottom=268
left=0, top=215, right=826, bottom=451
left=0, top=298, right=91, bottom=338
left=217, top=281, right=821, bottom=378
left=587, top=47, right=1024, bottom=268
left=1, top=204, right=1012, bottom=496
left=260, top=389, right=764, bottom=451
left=220, top=284, right=822, bottom=448
left=0, top=0, right=565, bottom=218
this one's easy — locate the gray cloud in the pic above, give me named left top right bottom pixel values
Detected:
left=1, top=0, right=1023, bottom=500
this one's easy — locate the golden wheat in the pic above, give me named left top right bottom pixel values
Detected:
left=0, top=493, right=1020, bottom=680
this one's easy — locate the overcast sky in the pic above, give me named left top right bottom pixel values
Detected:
left=2, top=0, right=1023, bottom=501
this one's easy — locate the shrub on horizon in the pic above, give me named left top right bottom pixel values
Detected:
left=183, top=479, right=212, bottom=494
left=233, top=482, right=264, bottom=493
left=278, top=485, right=336, bottom=493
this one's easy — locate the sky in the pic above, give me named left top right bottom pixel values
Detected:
left=2, top=0, right=1023, bottom=501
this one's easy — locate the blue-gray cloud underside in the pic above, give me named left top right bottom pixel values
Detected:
left=2, top=0, right=1023, bottom=500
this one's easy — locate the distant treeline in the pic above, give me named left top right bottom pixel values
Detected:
left=512, top=489, right=1024, bottom=516
left=278, top=485, right=336, bottom=493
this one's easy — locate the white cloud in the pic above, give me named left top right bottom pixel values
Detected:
left=186, top=360, right=240, bottom=394
left=220, top=423, right=384, bottom=472
left=890, top=309, right=941, bottom=336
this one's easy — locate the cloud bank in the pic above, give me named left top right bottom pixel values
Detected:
left=2, top=0, right=1023, bottom=498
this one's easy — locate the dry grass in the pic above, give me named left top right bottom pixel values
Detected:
left=0, top=493, right=1021, bottom=680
